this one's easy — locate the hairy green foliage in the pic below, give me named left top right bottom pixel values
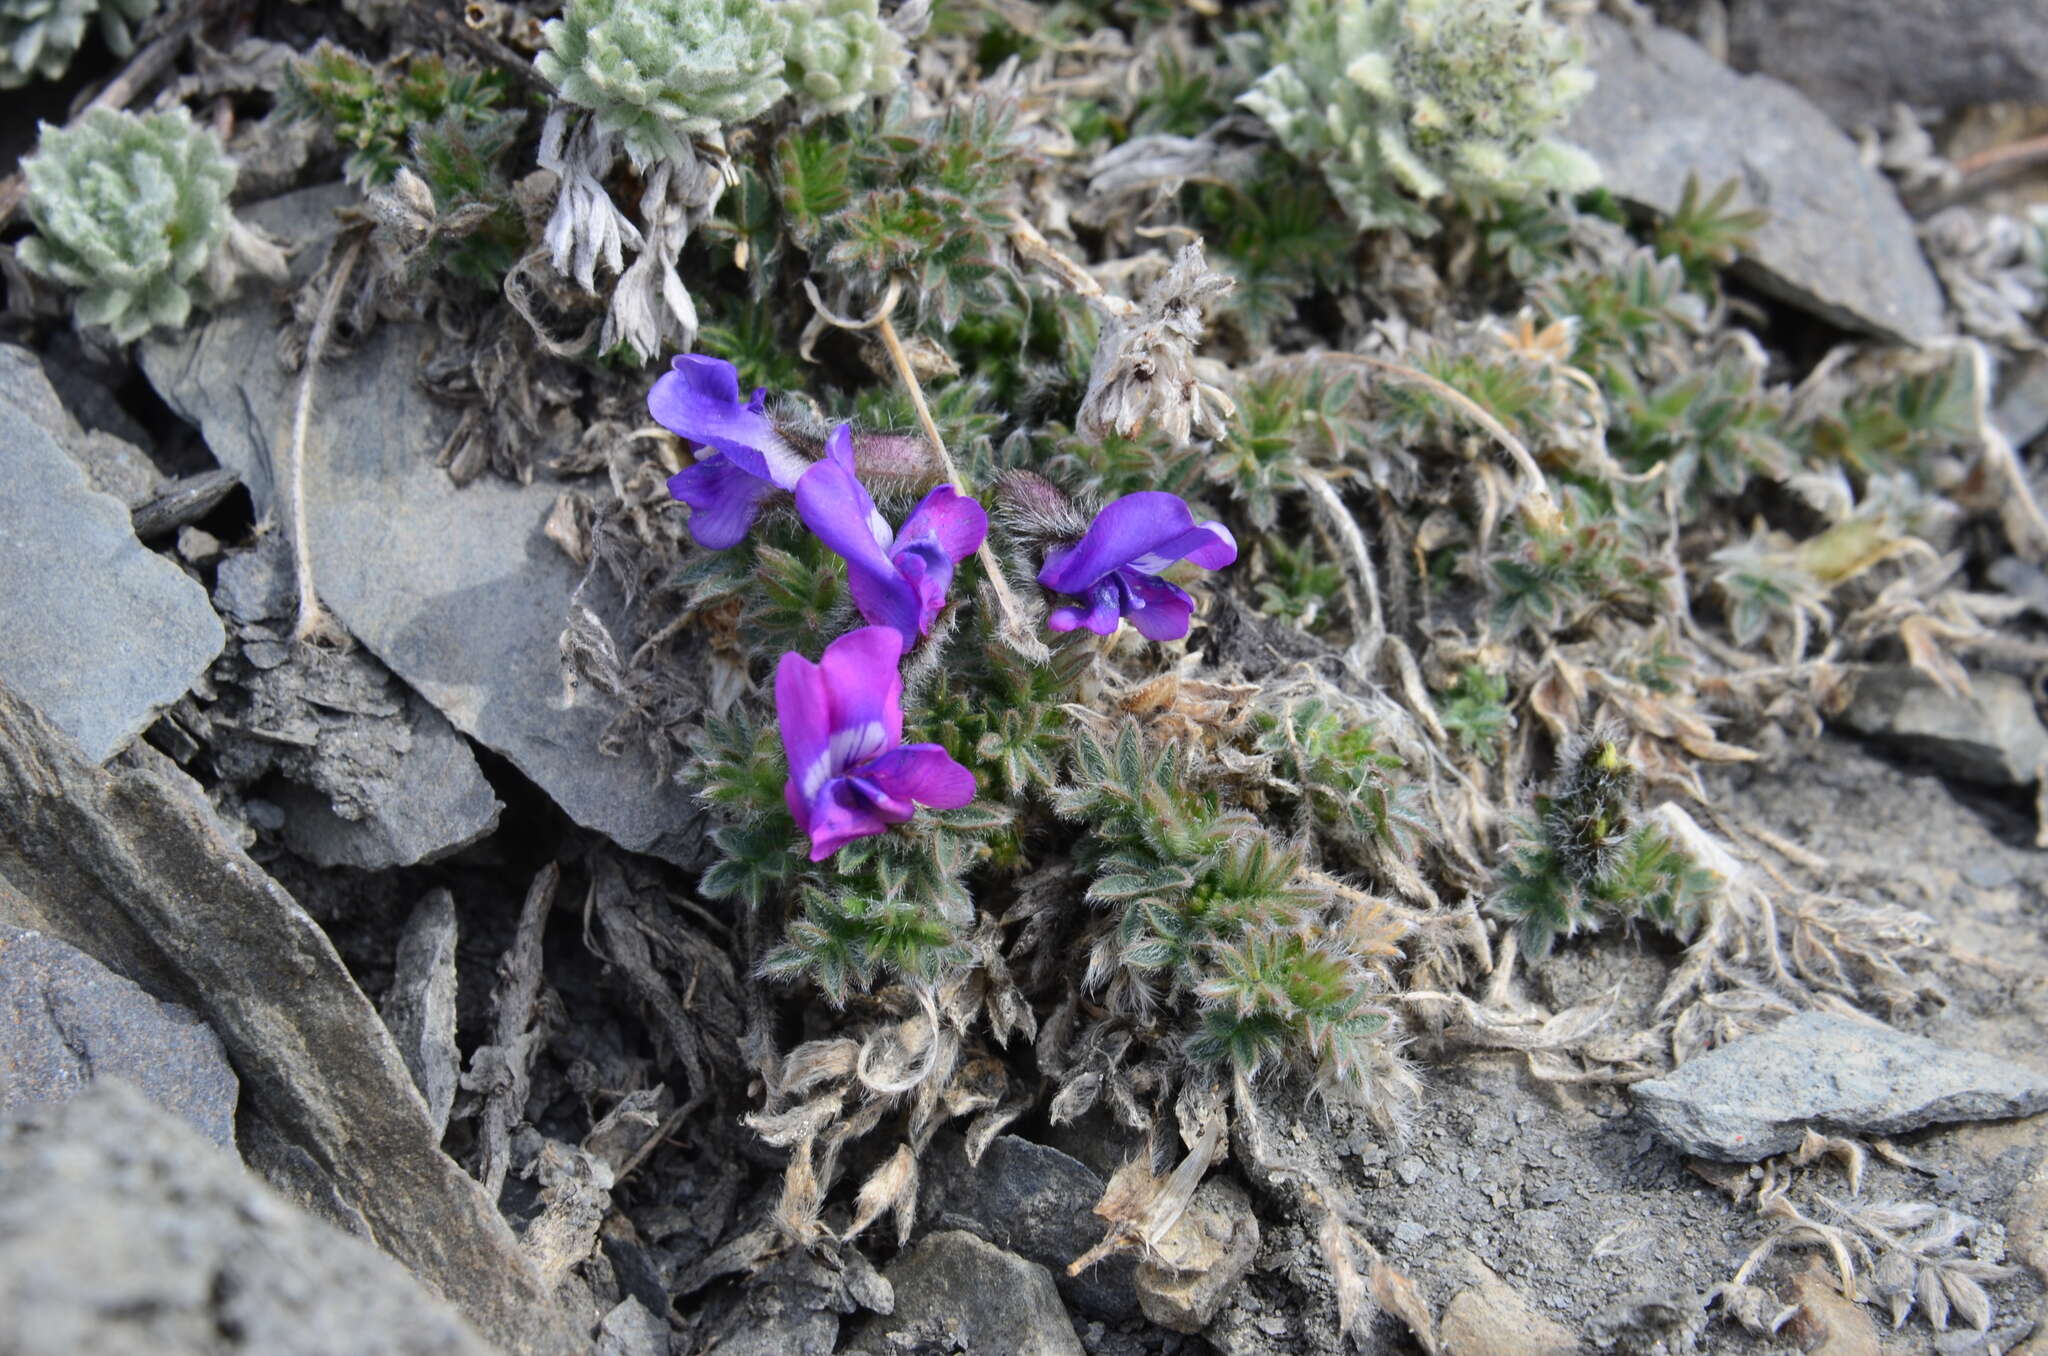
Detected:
left=1653, top=173, right=1767, bottom=294
left=280, top=43, right=517, bottom=187
left=1492, top=731, right=1715, bottom=954
left=19, top=107, right=235, bottom=343
left=0, top=0, right=156, bottom=88
left=1438, top=665, right=1512, bottom=762
left=1241, top=0, right=1598, bottom=236
left=1489, top=487, right=1670, bottom=636
left=759, top=885, right=964, bottom=1005
left=785, top=0, right=908, bottom=119
left=1253, top=696, right=1427, bottom=865
left=1188, top=930, right=1392, bottom=1089
left=1254, top=536, right=1343, bottom=630
left=536, top=0, right=791, bottom=167
left=1205, top=367, right=1364, bottom=528
left=784, top=94, right=1029, bottom=329
left=1191, top=157, right=1353, bottom=342
left=1802, top=348, right=1979, bottom=478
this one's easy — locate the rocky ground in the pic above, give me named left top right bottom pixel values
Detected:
left=5, top=1, right=2048, bottom=1355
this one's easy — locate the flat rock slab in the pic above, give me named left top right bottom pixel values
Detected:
left=0, top=922, right=238, bottom=1146
left=0, top=677, right=578, bottom=1355
left=1567, top=16, right=1948, bottom=345
left=1837, top=665, right=2048, bottom=787
left=1631, top=1010, right=2048, bottom=1161
left=922, top=1133, right=1139, bottom=1318
left=848, top=1230, right=1084, bottom=1356
left=0, top=1080, right=497, bottom=1356
left=140, top=188, right=700, bottom=865
left=0, top=387, right=222, bottom=763
left=1725, top=0, right=2048, bottom=128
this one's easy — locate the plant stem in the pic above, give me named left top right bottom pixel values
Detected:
left=285, top=235, right=363, bottom=648
left=874, top=308, right=1047, bottom=661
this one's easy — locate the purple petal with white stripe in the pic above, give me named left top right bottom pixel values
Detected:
left=1037, top=491, right=1235, bottom=641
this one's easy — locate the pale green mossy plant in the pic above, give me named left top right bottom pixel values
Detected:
left=1241, top=0, right=1599, bottom=235
left=19, top=107, right=241, bottom=343
left=785, top=0, right=909, bottom=120
left=535, top=0, right=791, bottom=168
left=0, top=0, right=158, bottom=88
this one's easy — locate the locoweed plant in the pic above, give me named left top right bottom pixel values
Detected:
left=1241, top=0, right=1599, bottom=236
left=0, top=0, right=157, bottom=88
left=19, top=107, right=241, bottom=342
left=536, top=0, right=791, bottom=168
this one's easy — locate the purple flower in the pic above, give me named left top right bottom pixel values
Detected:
left=651, top=354, right=810, bottom=549
left=1038, top=491, right=1238, bottom=641
left=795, top=425, right=988, bottom=649
left=777, top=627, right=977, bottom=860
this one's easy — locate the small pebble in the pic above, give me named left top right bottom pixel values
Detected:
left=1394, top=1155, right=1425, bottom=1186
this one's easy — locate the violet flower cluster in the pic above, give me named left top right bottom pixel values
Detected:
left=648, top=353, right=1237, bottom=859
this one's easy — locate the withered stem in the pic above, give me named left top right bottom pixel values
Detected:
left=284, top=235, right=363, bottom=648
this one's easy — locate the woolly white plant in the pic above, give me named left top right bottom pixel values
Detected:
left=1241, top=0, right=1600, bottom=235
left=535, top=0, right=791, bottom=169
left=19, top=106, right=282, bottom=343
left=0, top=0, right=158, bottom=88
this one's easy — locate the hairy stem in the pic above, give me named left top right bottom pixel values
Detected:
left=874, top=308, right=1047, bottom=661
left=284, top=235, right=363, bottom=648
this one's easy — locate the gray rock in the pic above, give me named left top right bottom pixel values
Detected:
left=1837, top=664, right=2048, bottom=786
left=0, top=343, right=162, bottom=508
left=270, top=702, right=502, bottom=870
left=1135, top=1177, right=1260, bottom=1334
left=594, top=1299, right=668, bottom=1356
left=139, top=189, right=701, bottom=865
left=0, top=1080, right=498, bottom=1356
left=1724, top=0, right=2048, bottom=128
left=378, top=891, right=461, bottom=1139
left=1631, top=1009, right=2048, bottom=1161
left=1993, top=351, right=2048, bottom=454
left=0, top=677, right=579, bottom=1355
left=204, top=538, right=503, bottom=872
left=1566, top=16, right=1948, bottom=344
left=922, top=1134, right=1140, bottom=1318
left=848, top=1231, right=1084, bottom=1356
left=0, top=922, right=238, bottom=1146
left=0, top=390, right=223, bottom=764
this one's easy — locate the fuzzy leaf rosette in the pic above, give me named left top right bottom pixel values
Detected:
left=0, top=0, right=158, bottom=88
left=1241, top=0, right=1599, bottom=235
left=535, top=0, right=791, bottom=168
left=19, top=107, right=243, bottom=343
left=785, top=0, right=908, bottom=120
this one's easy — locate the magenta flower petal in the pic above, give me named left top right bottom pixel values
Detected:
left=668, top=453, right=780, bottom=550
left=774, top=648, right=835, bottom=804
left=649, top=355, right=807, bottom=488
left=1047, top=581, right=1123, bottom=635
left=860, top=744, right=977, bottom=810
left=797, top=426, right=987, bottom=649
left=776, top=625, right=977, bottom=860
left=1118, top=570, right=1196, bottom=642
left=1038, top=492, right=1236, bottom=595
left=796, top=433, right=899, bottom=581
left=896, top=485, right=989, bottom=563
left=1036, top=491, right=1235, bottom=640
left=802, top=780, right=911, bottom=861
